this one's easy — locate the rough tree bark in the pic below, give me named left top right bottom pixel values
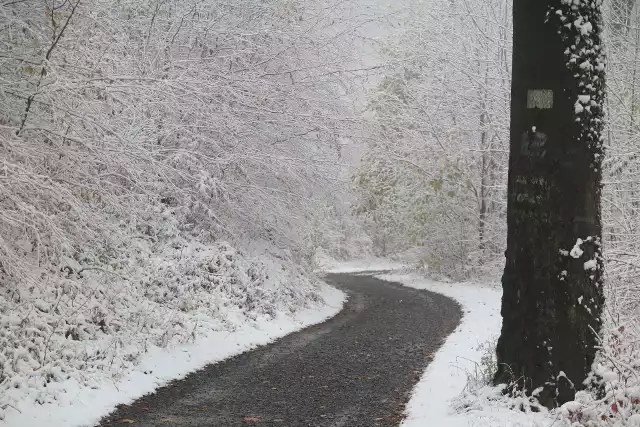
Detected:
left=494, top=0, right=606, bottom=407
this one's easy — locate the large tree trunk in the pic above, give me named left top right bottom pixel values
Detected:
left=494, top=0, right=606, bottom=407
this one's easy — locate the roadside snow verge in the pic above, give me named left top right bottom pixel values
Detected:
left=377, top=273, right=549, bottom=427
left=1, top=248, right=345, bottom=427
left=375, top=273, right=639, bottom=427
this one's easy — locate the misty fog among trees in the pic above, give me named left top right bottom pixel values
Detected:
left=1, top=0, right=640, bottom=425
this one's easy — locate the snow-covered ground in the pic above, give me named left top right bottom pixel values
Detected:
left=324, top=263, right=640, bottom=427
left=6, top=256, right=636, bottom=427
left=0, top=243, right=345, bottom=427
left=379, top=273, right=552, bottom=427
left=379, top=273, right=501, bottom=426
left=315, top=252, right=408, bottom=274
left=318, top=261, right=515, bottom=425
left=2, top=287, right=343, bottom=427
left=327, top=262, right=549, bottom=426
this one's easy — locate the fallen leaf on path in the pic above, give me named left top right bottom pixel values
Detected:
left=119, top=420, right=135, bottom=424
left=243, top=417, right=261, bottom=422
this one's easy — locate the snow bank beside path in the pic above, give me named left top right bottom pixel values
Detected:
left=1, top=243, right=345, bottom=427
left=3, top=284, right=344, bottom=427
left=377, top=273, right=503, bottom=426
left=3, top=283, right=344, bottom=427
left=377, top=273, right=550, bottom=427
left=322, top=266, right=637, bottom=427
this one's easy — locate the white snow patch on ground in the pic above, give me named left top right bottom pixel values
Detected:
left=0, top=240, right=346, bottom=427
left=379, top=273, right=551, bottom=427
left=319, top=258, right=408, bottom=273
left=379, top=270, right=640, bottom=427
left=2, top=284, right=344, bottom=427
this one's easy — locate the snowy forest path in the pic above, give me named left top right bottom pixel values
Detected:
left=97, top=273, right=461, bottom=427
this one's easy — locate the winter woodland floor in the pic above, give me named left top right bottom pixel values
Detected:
left=3, top=261, right=636, bottom=427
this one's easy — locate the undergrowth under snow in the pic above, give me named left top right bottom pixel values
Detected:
left=376, top=271, right=640, bottom=427
left=0, top=239, right=344, bottom=426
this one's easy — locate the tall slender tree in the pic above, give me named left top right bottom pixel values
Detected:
left=494, top=0, right=606, bottom=407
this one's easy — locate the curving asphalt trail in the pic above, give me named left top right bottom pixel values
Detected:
left=97, top=273, right=461, bottom=427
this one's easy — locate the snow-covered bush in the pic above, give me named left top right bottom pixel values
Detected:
left=0, top=0, right=369, bottom=420
left=0, top=235, right=326, bottom=416
left=467, top=338, right=499, bottom=391
left=539, top=273, right=640, bottom=426
left=0, top=0, right=366, bottom=283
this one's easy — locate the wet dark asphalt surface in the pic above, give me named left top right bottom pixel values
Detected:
left=97, top=273, right=462, bottom=427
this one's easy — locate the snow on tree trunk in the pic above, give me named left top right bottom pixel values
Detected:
left=494, top=0, right=606, bottom=407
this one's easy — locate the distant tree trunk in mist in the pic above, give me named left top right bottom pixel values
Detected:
left=494, top=0, right=606, bottom=407
left=609, top=0, right=635, bottom=45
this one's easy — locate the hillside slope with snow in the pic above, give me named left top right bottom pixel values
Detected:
left=0, top=238, right=345, bottom=426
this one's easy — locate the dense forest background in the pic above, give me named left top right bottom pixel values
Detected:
left=1, top=0, right=640, bottom=424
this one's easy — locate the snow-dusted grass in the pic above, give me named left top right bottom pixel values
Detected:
left=378, top=272, right=640, bottom=427
left=377, top=273, right=593, bottom=427
left=2, top=285, right=343, bottom=427
left=0, top=241, right=345, bottom=427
